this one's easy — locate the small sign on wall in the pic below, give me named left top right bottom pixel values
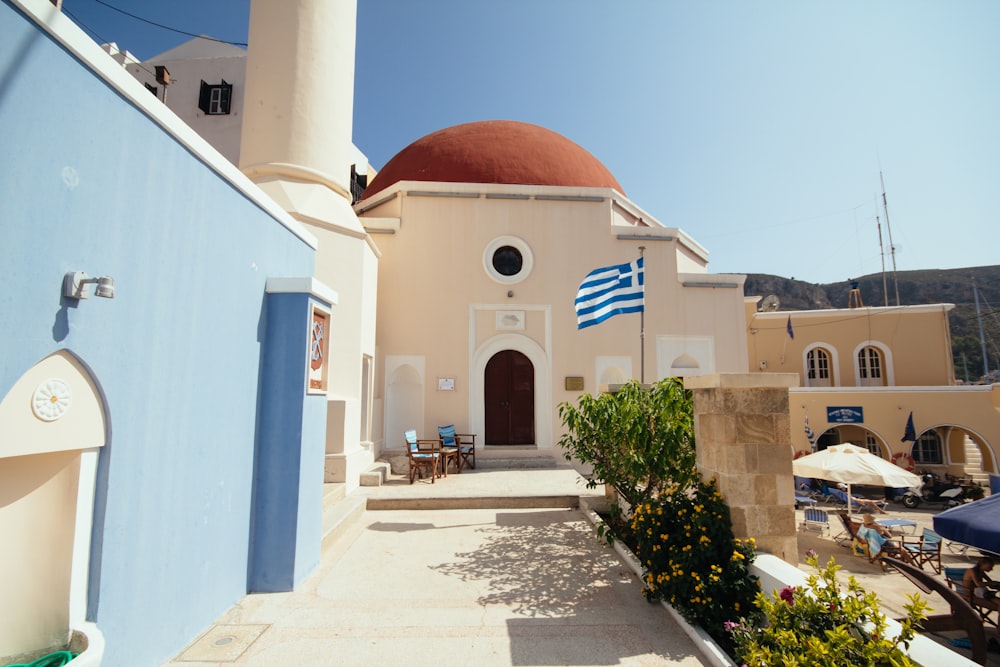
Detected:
left=438, top=378, right=455, bottom=391
left=827, top=406, right=863, bottom=423
left=308, top=304, right=331, bottom=393
left=565, top=376, right=584, bottom=391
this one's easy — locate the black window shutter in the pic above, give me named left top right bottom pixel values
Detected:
left=198, top=80, right=211, bottom=114
left=219, top=80, right=232, bottom=114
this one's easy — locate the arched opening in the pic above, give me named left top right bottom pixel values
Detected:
left=383, top=361, right=424, bottom=451
left=484, top=350, right=534, bottom=446
left=0, top=351, right=106, bottom=663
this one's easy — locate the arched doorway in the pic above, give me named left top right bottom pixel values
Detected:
left=484, top=350, right=534, bottom=445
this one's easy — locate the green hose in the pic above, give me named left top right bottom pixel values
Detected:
left=3, top=651, right=78, bottom=667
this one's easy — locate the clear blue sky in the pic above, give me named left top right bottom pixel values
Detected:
left=64, top=0, right=1000, bottom=285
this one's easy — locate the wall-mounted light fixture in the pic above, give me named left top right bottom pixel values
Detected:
left=63, top=272, right=115, bottom=300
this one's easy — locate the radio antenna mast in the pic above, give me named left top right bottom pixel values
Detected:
left=880, top=171, right=900, bottom=305
left=875, top=203, right=888, bottom=307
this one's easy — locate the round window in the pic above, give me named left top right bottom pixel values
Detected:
left=492, top=246, right=523, bottom=276
left=482, top=236, right=533, bottom=284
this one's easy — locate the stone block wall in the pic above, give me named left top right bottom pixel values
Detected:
left=685, top=373, right=800, bottom=563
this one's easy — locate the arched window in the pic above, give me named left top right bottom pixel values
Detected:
left=912, top=430, right=943, bottom=465
left=864, top=432, right=881, bottom=456
left=806, top=347, right=832, bottom=387
left=857, top=346, right=886, bottom=387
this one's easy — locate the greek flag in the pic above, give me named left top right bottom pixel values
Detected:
left=804, top=413, right=816, bottom=447
left=575, top=258, right=644, bottom=330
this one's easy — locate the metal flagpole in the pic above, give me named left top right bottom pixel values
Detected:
left=639, top=246, right=645, bottom=384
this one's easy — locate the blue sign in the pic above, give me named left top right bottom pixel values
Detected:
left=827, top=406, right=864, bottom=424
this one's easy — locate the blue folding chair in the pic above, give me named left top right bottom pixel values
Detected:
left=902, top=528, right=943, bottom=574
left=438, top=424, right=476, bottom=472
left=405, top=429, right=441, bottom=484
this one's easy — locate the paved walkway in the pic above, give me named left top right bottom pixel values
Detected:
left=166, top=468, right=710, bottom=666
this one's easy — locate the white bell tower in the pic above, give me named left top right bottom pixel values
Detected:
left=240, top=0, right=379, bottom=490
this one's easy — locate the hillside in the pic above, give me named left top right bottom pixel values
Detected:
left=744, top=265, right=1000, bottom=383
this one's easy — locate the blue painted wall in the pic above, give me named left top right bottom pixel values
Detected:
left=249, top=292, right=327, bottom=592
left=0, top=3, right=321, bottom=664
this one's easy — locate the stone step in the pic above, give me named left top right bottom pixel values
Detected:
left=359, top=461, right=390, bottom=487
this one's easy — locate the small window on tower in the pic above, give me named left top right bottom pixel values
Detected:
left=198, top=79, right=233, bottom=115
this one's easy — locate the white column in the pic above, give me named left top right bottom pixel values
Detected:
left=240, top=0, right=358, bottom=204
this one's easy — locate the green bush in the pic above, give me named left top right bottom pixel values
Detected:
left=558, top=377, right=696, bottom=511
left=728, top=553, right=928, bottom=667
left=631, top=477, right=760, bottom=647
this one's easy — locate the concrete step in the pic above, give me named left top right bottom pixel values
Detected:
left=365, top=494, right=581, bottom=511
left=322, top=482, right=346, bottom=512
left=475, top=456, right=563, bottom=470
left=321, top=493, right=366, bottom=551
left=359, top=461, right=390, bottom=487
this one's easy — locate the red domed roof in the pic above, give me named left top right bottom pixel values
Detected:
left=359, top=120, right=624, bottom=201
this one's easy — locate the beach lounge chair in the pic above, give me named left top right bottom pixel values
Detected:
left=805, top=479, right=838, bottom=505
left=833, top=510, right=909, bottom=570
left=800, top=507, right=830, bottom=535
left=829, top=487, right=888, bottom=513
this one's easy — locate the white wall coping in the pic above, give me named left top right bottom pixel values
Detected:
left=265, top=277, right=339, bottom=306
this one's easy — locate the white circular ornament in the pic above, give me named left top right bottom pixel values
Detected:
left=32, top=378, right=72, bottom=421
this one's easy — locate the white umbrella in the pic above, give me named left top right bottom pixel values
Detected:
left=792, top=443, right=922, bottom=512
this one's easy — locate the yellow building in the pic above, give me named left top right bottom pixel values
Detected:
left=748, top=300, right=1000, bottom=482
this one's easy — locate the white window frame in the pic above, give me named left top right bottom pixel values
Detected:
left=853, top=341, right=894, bottom=386
left=802, top=342, right=840, bottom=386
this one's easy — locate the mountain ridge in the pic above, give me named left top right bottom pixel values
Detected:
left=744, top=265, right=1000, bottom=383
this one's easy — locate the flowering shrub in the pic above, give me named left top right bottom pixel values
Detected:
left=631, top=477, right=759, bottom=647
left=728, top=553, right=928, bottom=666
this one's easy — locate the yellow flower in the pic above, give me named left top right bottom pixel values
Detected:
left=732, top=551, right=745, bottom=561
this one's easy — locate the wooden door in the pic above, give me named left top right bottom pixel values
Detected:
left=484, top=350, right=534, bottom=445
